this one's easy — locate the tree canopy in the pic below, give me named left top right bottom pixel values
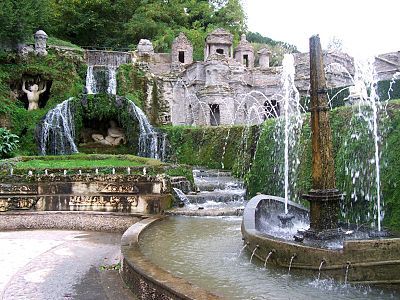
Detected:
left=47, top=0, right=247, bottom=55
left=0, top=0, right=297, bottom=63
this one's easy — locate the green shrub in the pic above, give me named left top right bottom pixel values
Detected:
left=0, top=128, right=19, bottom=158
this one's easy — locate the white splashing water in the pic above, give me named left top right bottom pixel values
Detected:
left=173, top=188, right=191, bottom=205
left=85, top=66, right=97, bottom=94
left=280, top=54, right=304, bottom=213
left=127, top=99, right=166, bottom=160
left=39, top=98, right=78, bottom=155
left=107, top=66, right=117, bottom=95
left=350, top=58, right=385, bottom=231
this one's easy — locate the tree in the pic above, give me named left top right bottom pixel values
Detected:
left=0, top=0, right=51, bottom=49
left=48, top=0, right=248, bottom=54
left=246, top=31, right=298, bottom=66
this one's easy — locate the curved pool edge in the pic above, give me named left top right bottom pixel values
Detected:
left=120, top=215, right=225, bottom=300
left=242, top=194, right=400, bottom=284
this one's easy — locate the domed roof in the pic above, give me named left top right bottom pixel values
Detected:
left=235, top=34, right=253, bottom=52
left=34, top=30, right=48, bottom=37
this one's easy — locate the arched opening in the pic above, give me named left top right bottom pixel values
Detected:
left=79, top=117, right=131, bottom=153
left=178, top=51, right=185, bottom=63
left=13, top=77, right=52, bottom=110
left=216, top=49, right=224, bottom=55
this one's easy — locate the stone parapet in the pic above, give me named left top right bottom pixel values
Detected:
left=0, top=174, right=172, bottom=214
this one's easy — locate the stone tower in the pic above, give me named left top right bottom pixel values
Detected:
left=34, top=30, right=48, bottom=56
left=258, top=47, right=271, bottom=69
left=204, top=28, right=233, bottom=60
left=171, top=33, right=193, bottom=66
left=234, top=34, right=255, bottom=68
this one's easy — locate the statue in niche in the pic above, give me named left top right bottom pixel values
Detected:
left=92, top=120, right=126, bottom=146
left=22, top=80, right=47, bottom=110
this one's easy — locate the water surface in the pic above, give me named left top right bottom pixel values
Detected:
left=140, top=216, right=398, bottom=300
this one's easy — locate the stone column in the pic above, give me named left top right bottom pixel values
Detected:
left=303, top=35, right=342, bottom=239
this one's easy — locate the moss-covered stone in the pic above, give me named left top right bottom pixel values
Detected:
left=0, top=49, right=85, bottom=155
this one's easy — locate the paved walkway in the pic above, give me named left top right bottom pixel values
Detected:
left=0, top=230, right=136, bottom=300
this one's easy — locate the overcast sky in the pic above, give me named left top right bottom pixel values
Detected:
left=242, top=0, right=400, bottom=57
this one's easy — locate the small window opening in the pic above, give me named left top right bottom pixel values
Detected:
left=243, top=54, right=249, bottom=67
left=216, top=49, right=224, bottom=55
left=179, top=51, right=185, bottom=63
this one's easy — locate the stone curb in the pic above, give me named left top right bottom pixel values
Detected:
left=120, top=216, right=225, bottom=300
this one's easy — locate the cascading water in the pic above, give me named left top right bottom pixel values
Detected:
left=107, top=67, right=117, bottom=95
left=127, top=99, right=165, bottom=160
left=84, top=49, right=165, bottom=160
left=85, top=66, right=97, bottom=94
left=38, top=98, right=78, bottom=155
left=85, top=50, right=131, bottom=95
left=173, top=188, right=191, bottom=206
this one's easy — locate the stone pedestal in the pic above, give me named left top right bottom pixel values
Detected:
left=303, top=189, right=343, bottom=239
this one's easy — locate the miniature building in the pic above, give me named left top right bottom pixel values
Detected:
left=234, top=34, right=255, bottom=68
left=34, top=30, right=48, bottom=56
left=137, top=39, right=154, bottom=57
left=204, top=28, right=233, bottom=60
left=133, top=30, right=354, bottom=127
left=171, top=33, right=193, bottom=66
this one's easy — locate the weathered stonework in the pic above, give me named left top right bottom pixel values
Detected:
left=137, top=39, right=155, bottom=57
left=204, top=28, right=233, bottom=60
left=34, top=30, right=48, bottom=56
left=374, top=51, right=400, bottom=81
left=171, top=33, right=193, bottom=70
left=234, top=34, right=255, bottom=68
left=0, top=174, right=172, bottom=214
left=133, top=30, right=355, bottom=126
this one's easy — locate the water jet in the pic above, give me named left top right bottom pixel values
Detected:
left=242, top=35, right=400, bottom=284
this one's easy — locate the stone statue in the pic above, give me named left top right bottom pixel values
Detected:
left=22, top=80, right=47, bottom=110
left=92, top=120, right=126, bottom=146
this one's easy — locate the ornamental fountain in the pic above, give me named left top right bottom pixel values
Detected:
left=241, top=35, right=400, bottom=284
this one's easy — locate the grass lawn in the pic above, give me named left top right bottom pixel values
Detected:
left=11, top=154, right=162, bottom=170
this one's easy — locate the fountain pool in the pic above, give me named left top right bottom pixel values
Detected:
left=139, top=216, right=398, bottom=299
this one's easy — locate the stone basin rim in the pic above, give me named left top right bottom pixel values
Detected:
left=120, top=215, right=225, bottom=300
left=242, top=194, right=400, bottom=284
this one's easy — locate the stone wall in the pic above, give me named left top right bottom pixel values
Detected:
left=0, top=211, right=141, bottom=232
left=294, top=51, right=354, bottom=93
left=0, top=174, right=172, bottom=214
left=374, top=51, right=400, bottom=81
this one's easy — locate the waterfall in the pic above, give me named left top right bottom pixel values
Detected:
left=85, top=50, right=132, bottom=95
left=127, top=99, right=166, bottom=160
left=38, top=98, right=78, bottom=155
left=107, top=66, right=117, bottom=95
left=85, top=66, right=97, bottom=94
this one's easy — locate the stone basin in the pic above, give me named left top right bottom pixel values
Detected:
left=241, top=195, right=400, bottom=285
